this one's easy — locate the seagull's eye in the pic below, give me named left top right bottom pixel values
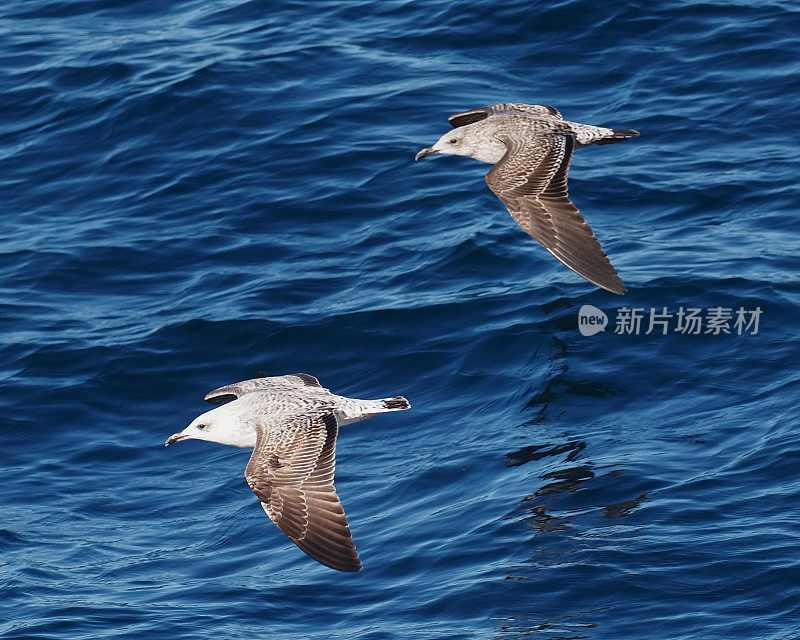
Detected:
left=197, top=423, right=206, bottom=430
left=449, top=138, right=458, bottom=144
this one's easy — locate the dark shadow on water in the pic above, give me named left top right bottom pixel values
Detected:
left=522, top=352, right=620, bottom=425
left=504, top=441, right=586, bottom=467
left=600, top=492, right=647, bottom=520
left=515, top=464, right=595, bottom=535
left=496, top=386, right=649, bottom=639
left=493, top=608, right=610, bottom=640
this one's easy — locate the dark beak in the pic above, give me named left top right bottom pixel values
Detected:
left=415, top=147, right=439, bottom=162
left=165, top=432, right=188, bottom=447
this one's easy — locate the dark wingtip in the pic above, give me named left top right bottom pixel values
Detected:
left=600, top=278, right=627, bottom=295
left=448, top=108, right=489, bottom=128
left=204, top=391, right=237, bottom=405
left=294, top=539, right=363, bottom=572
left=335, top=559, right=363, bottom=572
left=309, top=551, right=362, bottom=572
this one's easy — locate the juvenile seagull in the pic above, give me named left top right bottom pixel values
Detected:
left=415, top=103, right=638, bottom=294
left=165, top=373, right=410, bottom=572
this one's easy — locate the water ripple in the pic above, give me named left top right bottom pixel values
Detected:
left=2, top=0, right=799, bottom=638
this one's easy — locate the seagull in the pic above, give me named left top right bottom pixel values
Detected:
left=165, top=373, right=410, bottom=572
left=415, top=103, right=639, bottom=294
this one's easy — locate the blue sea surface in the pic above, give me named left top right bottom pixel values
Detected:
left=2, top=1, right=800, bottom=638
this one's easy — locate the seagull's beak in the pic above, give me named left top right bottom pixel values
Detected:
left=165, top=432, right=189, bottom=447
left=415, top=147, right=439, bottom=161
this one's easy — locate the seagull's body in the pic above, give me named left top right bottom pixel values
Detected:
left=165, top=373, right=410, bottom=572
left=415, top=103, right=638, bottom=295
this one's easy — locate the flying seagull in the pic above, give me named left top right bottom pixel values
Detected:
left=415, top=103, right=638, bottom=294
left=165, top=373, right=410, bottom=572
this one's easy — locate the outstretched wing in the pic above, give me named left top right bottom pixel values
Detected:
left=485, top=133, right=626, bottom=294
left=205, top=373, right=325, bottom=405
left=449, top=103, right=562, bottom=129
left=244, top=413, right=361, bottom=572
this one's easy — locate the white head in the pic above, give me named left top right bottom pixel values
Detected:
left=415, top=124, right=506, bottom=164
left=165, top=400, right=257, bottom=449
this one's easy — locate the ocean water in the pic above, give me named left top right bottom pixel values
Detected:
left=2, top=0, right=800, bottom=638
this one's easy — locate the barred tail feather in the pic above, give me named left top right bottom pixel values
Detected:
left=595, top=128, right=640, bottom=145
left=381, top=396, right=410, bottom=411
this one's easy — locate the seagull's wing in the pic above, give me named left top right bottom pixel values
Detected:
left=448, top=108, right=492, bottom=128
left=485, top=133, right=626, bottom=295
left=244, top=412, right=361, bottom=572
left=205, top=374, right=325, bottom=405
left=498, top=103, right=562, bottom=118
left=449, top=103, right=561, bottom=128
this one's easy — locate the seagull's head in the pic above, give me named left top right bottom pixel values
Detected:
left=165, top=402, right=256, bottom=448
left=415, top=127, right=478, bottom=161
left=415, top=125, right=504, bottom=164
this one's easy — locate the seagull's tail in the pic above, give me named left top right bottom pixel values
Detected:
left=335, top=395, right=410, bottom=425
left=595, top=128, right=640, bottom=145
left=380, top=396, right=411, bottom=412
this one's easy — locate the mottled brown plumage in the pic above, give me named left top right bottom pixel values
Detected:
left=165, top=374, right=410, bottom=572
left=245, top=411, right=360, bottom=571
left=416, top=103, right=639, bottom=295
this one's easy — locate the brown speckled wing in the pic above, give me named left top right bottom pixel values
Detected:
left=244, top=413, right=361, bottom=572
left=496, top=103, right=562, bottom=118
left=448, top=103, right=562, bottom=128
left=485, top=134, right=626, bottom=295
left=205, top=373, right=325, bottom=405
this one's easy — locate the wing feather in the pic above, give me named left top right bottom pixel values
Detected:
left=485, top=134, right=626, bottom=294
left=245, top=413, right=361, bottom=572
left=449, top=103, right=562, bottom=129
left=205, top=373, right=325, bottom=405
